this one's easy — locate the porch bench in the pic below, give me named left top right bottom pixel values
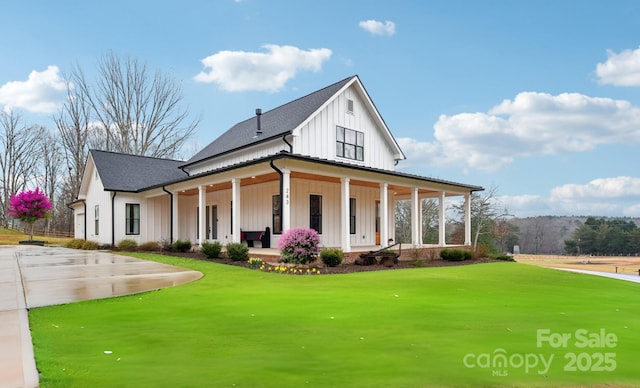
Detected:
left=241, top=228, right=271, bottom=248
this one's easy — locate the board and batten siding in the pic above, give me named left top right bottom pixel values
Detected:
left=294, top=84, right=398, bottom=171
left=173, top=179, right=385, bottom=249
left=143, top=195, right=172, bottom=243
left=289, top=178, right=382, bottom=248
left=176, top=183, right=279, bottom=246
left=112, top=193, right=143, bottom=244
left=186, top=141, right=286, bottom=175
left=84, top=165, right=114, bottom=245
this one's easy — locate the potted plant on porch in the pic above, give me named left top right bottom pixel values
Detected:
left=7, top=187, right=52, bottom=245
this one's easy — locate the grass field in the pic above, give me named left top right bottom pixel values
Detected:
left=0, top=227, right=71, bottom=245
left=29, top=253, right=640, bottom=387
left=516, top=254, right=640, bottom=277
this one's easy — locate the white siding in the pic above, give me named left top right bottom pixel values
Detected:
left=186, top=140, right=286, bottom=175
left=113, top=193, right=144, bottom=245
left=288, top=179, right=381, bottom=248
left=294, top=84, right=398, bottom=171
left=84, top=168, right=113, bottom=245
left=144, top=195, right=172, bottom=243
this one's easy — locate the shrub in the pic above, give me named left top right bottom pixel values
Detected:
left=117, top=239, right=138, bottom=251
left=440, top=248, right=472, bottom=261
left=277, top=227, right=320, bottom=264
left=201, top=241, right=222, bottom=258
left=489, top=253, right=515, bottom=261
left=138, top=241, right=161, bottom=251
left=226, top=242, right=249, bottom=261
left=65, top=239, right=85, bottom=249
left=81, top=240, right=99, bottom=250
left=474, top=242, right=491, bottom=259
left=172, top=239, right=192, bottom=252
left=160, top=238, right=173, bottom=252
left=320, top=248, right=343, bottom=267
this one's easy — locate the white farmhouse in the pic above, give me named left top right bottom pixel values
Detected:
left=71, top=75, right=483, bottom=252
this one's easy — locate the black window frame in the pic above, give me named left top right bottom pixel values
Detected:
left=336, top=126, right=364, bottom=161
left=349, top=197, right=356, bottom=234
left=310, top=194, right=322, bottom=234
left=272, top=194, right=282, bottom=234
left=125, top=203, right=140, bottom=235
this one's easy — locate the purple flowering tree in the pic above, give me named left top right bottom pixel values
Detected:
left=277, top=227, right=320, bottom=264
left=7, top=188, right=52, bottom=241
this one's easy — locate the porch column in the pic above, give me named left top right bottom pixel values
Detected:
left=411, top=187, right=420, bottom=246
left=438, top=191, right=446, bottom=246
left=464, top=193, right=471, bottom=246
left=231, top=178, right=241, bottom=243
left=198, top=185, right=206, bottom=246
left=380, top=183, right=388, bottom=247
left=340, top=177, right=351, bottom=252
left=282, top=169, right=291, bottom=231
left=172, top=191, right=179, bottom=242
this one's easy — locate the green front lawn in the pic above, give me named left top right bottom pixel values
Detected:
left=29, top=254, right=640, bottom=387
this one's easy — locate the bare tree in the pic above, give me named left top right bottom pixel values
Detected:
left=65, top=52, right=199, bottom=159
left=394, top=200, right=411, bottom=243
left=394, top=198, right=441, bottom=244
left=451, top=184, right=502, bottom=251
left=37, top=130, right=63, bottom=233
left=55, top=75, right=92, bottom=199
left=422, top=198, right=439, bottom=243
left=0, top=111, right=45, bottom=227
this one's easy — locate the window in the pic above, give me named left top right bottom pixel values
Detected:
left=94, top=205, right=99, bottom=235
left=272, top=195, right=282, bottom=234
left=125, top=204, right=140, bottom=235
left=310, top=195, right=322, bottom=234
left=336, top=126, right=364, bottom=161
left=349, top=198, right=356, bottom=234
left=347, top=98, right=354, bottom=114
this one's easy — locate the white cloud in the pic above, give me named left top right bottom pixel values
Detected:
left=359, top=20, right=396, bottom=36
left=551, top=176, right=640, bottom=200
left=500, top=177, right=640, bottom=217
left=0, top=65, right=67, bottom=113
left=596, top=46, right=640, bottom=86
left=397, top=92, right=640, bottom=172
left=194, top=44, right=332, bottom=92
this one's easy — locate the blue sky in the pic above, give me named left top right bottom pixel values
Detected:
left=1, top=0, right=639, bottom=218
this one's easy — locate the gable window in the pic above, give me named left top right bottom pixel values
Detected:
left=347, top=98, right=354, bottom=114
left=310, top=194, right=322, bottom=234
left=125, top=204, right=140, bottom=235
left=349, top=198, right=356, bottom=234
left=336, top=126, right=364, bottom=161
left=94, top=205, right=99, bottom=235
left=272, top=195, right=282, bottom=234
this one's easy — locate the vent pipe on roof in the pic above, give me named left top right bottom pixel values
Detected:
left=255, top=108, right=262, bottom=136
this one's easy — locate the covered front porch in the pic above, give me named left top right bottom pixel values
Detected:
left=153, top=154, right=478, bottom=253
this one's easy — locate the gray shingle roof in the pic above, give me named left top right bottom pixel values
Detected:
left=90, top=150, right=188, bottom=192
left=181, top=75, right=356, bottom=168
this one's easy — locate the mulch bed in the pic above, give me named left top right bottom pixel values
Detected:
left=160, top=250, right=498, bottom=275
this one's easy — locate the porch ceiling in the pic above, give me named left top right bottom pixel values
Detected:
left=177, top=170, right=445, bottom=197
left=178, top=172, right=281, bottom=195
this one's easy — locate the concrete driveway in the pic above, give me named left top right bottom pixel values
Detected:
left=0, top=245, right=202, bottom=388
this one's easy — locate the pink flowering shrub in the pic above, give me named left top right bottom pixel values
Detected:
left=277, top=227, right=320, bottom=264
left=7, top=187, right=52, bottom=240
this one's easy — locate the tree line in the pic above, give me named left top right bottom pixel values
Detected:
left=0, top=52, right=198, bottom=233
left=564, top=217, right=640, bottom=256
